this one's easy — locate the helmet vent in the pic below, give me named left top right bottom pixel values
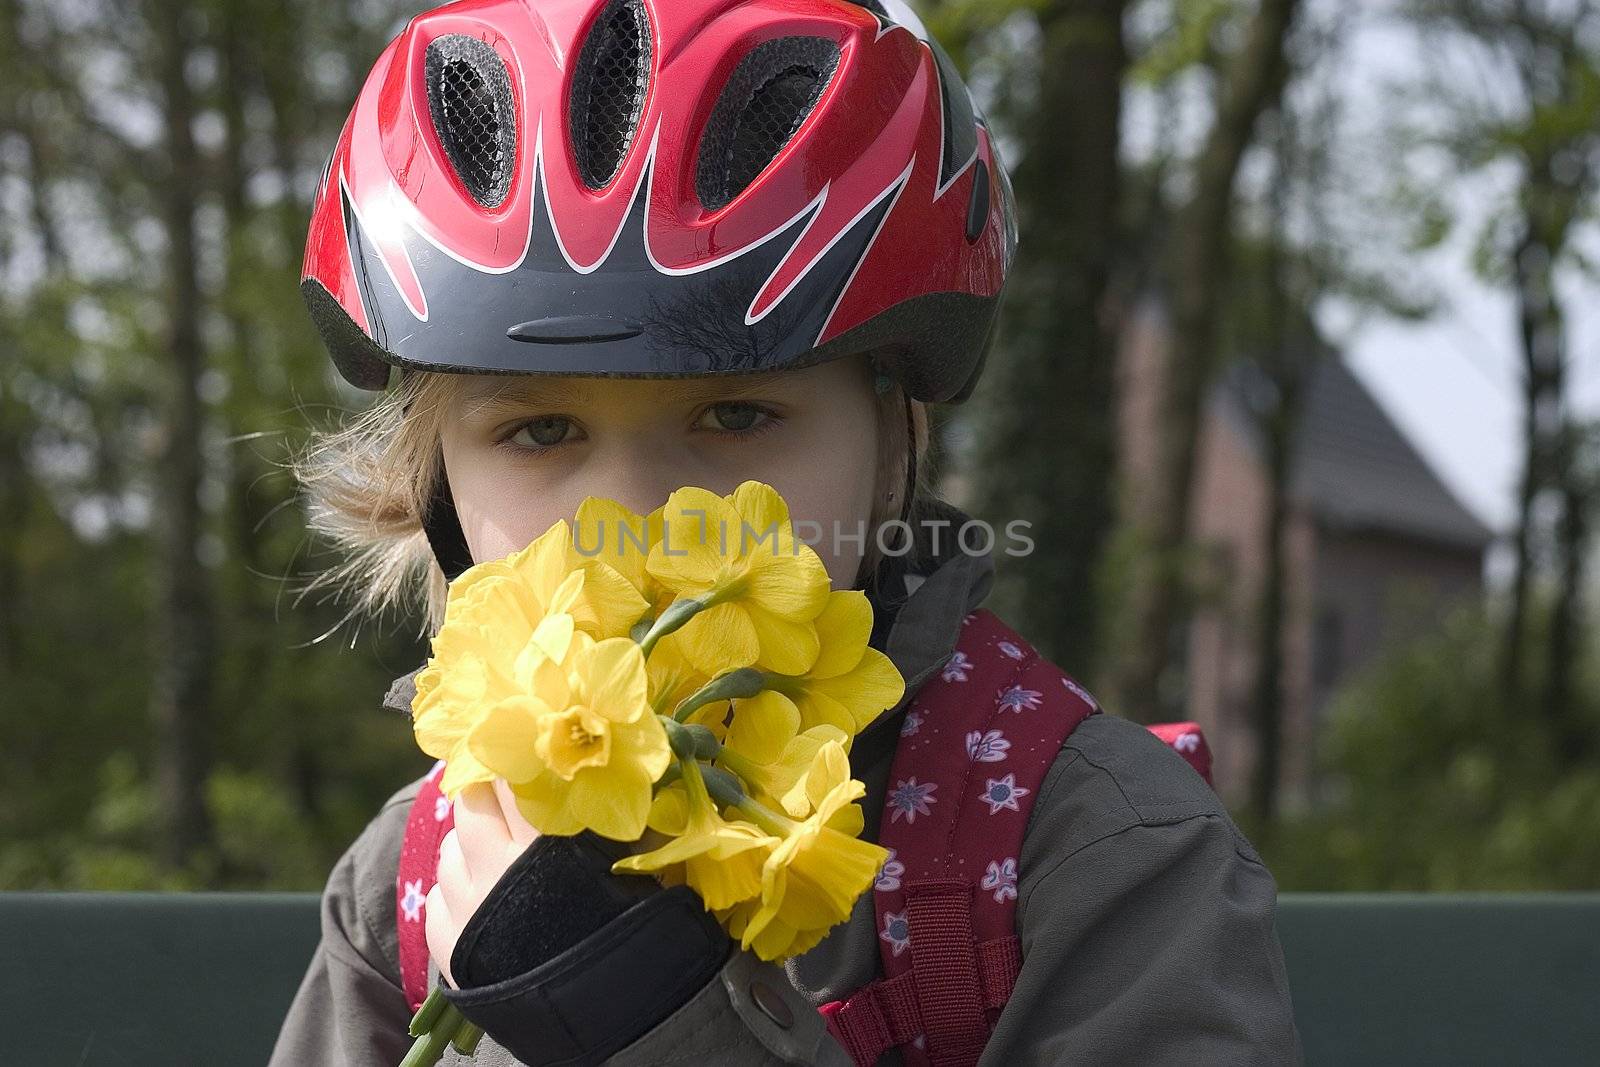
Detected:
left=571, top=0, right=652, bottom=190
left=425, top=35, right=517, bottom=208
left=697, top=37, right=841, bottom=212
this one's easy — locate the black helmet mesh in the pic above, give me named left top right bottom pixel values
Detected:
left=696, top=37, right=841, bottom=212
left=425, top=35, right=517, bottom=208
left=570, top=0, right=652, bottom=189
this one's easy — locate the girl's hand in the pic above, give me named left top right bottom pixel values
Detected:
left=425, top=779, right=540, bottom=987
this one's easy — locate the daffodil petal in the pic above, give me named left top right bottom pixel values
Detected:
left=576, top=637, right=651, bottom=723
left=438, top=754, right=495, bottom=797
left=575, top=560, right=651, bottom=638
left=568, top=759, right=654, bottom=840
left=649, top=488, right=736, bottom=588
left=747, top=605, right=821, bottom=675
left=677, top=602, right=760, bottom=674
left=809, top=591, right=873, bottom=678
left=811, top=648, right=905, bottom=731
left=644, top=784, right=691, bottom=835
left=742, top=549, right=831, bottom=621
left=688, top=843, right=767, bottom=909
left=792, top=689, right=856, bottom=739
left=728, top=481, right=790, bottom=530
left=727, top=690, right=801, bottom=765
left=465, top=697, right=550, bottom=783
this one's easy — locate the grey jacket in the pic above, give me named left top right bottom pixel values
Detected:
left=270, top=535, right=1303, bottom=1066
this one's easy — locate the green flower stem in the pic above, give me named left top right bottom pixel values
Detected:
left=672, top=667, right=767, bottom=723
left=400, top=1024, right=456, bottom=1067
left=729, top=793, right=796, bottom=838
left=408, top=987, right=448, bottom=1037
left=656, top=759, right=683, bottom=789
left=661, top=717, right=700, bottom=761
left=400, top=994, right=467, bottom=1067
left=636, top=598, right=706, bottom=658
left=451, top=1023, right=485, bottom=1055
left=680, top=752, right=715, bottom=810
left=711, top=744, right=762, bottom=784
left=699, top=762, right=749, bottom=809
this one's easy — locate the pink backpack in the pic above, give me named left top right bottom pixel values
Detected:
left=394, top=609, right=1214, bottom=1066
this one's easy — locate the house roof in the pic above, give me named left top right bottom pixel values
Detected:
left=1215, top=355, right=1496, bottom=551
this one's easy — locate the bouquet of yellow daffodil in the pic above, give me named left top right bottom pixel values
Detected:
left=400, top=482, right=904, bottom=1066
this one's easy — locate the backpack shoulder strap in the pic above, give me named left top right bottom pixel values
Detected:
left=396, top=760, right=455, bottom=1013
left=1147, top=720, right=1215, bottom=786
left=823, top=608, right=1099, bottom=1067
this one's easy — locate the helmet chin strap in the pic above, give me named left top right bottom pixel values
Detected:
left=422, top=474, right=476, bottom=584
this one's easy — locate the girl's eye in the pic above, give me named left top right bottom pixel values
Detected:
left=508, top=416, right=577, bottom=450
left=699, top=402, right=773, bottom=434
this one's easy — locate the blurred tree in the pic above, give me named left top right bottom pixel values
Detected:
left=0, top=0, right=430, bottom=890
left=930, top=0, right=1130, bottom=682
left=148, top=0, right=218, bottom=866
left=1398, top=0, right=1600, bottom=763
left=1106, top=0, right=1303, bottom=725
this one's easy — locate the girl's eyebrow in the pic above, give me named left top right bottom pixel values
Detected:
left=462, top=378, right=591, bottom=414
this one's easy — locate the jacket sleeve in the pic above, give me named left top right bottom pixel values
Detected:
left=269, top=789, right=417, bottom=1067
left=982, top=715, right=1303, bottom=1066
left=427, top=920, right=859, bottom=1066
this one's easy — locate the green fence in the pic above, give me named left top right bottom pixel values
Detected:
left=2, top=892, right=1596, bottom=1065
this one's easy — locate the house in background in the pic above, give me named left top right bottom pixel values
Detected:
left=1118, top=295, right=1495, bottom=813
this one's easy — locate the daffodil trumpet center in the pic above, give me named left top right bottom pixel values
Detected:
left=671, top=667, right=767, bottom=723
left=537, top=705, right=613, bottom=780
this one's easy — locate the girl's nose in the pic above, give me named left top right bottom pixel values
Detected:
left=579, top=439, right=725, bottom=517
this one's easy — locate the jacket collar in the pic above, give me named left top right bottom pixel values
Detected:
left=381, top=499, right=996, bottom=737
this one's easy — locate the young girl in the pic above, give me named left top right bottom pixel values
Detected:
left=272, top=1, right=1302, bottom=1064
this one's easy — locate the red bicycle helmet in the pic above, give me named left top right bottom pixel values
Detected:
left=301, top=0, right=1017, bottom=405
left=302, top=0, right=1018, bottom=582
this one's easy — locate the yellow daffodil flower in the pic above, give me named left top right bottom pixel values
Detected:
left=716, top=725, right=852, bottom=819
left=645, top=482, right=830, bottom=676
left=721, top=741, right=887, bottom=961
left=612, top=759, right=777, bottom=909
left=722, top=590, right=905, bottom=762
left=465, top=632, right=669, bottom=841
left=572, top=497, right=673, bottom=617
left=644, top=636, right=711, bottom=717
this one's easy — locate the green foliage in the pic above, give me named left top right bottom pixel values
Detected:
left=1129, top=0, right=1245, bottom=85
left=0, top=0, right=432, bottom=891
left=1266, top=602, right=1600, bottom=890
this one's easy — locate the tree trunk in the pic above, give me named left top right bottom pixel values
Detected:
left=1110, top=0, right=1302, bottom=724
left=150, top=0, right=216, bottom=867
left=1247, top=110, right=1303, bottom=830
left=1544, top=418, right=1588, bottom=764
left=972, top=0, right=1128, bottom=676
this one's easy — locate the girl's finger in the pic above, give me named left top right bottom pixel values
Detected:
left=436, top=828, right=476, bottom=921
left=493, top=778, right=540, bottom=849
left=424, top=884, right=457, bottom=988
left=453, top=782, right=513, bottom=882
